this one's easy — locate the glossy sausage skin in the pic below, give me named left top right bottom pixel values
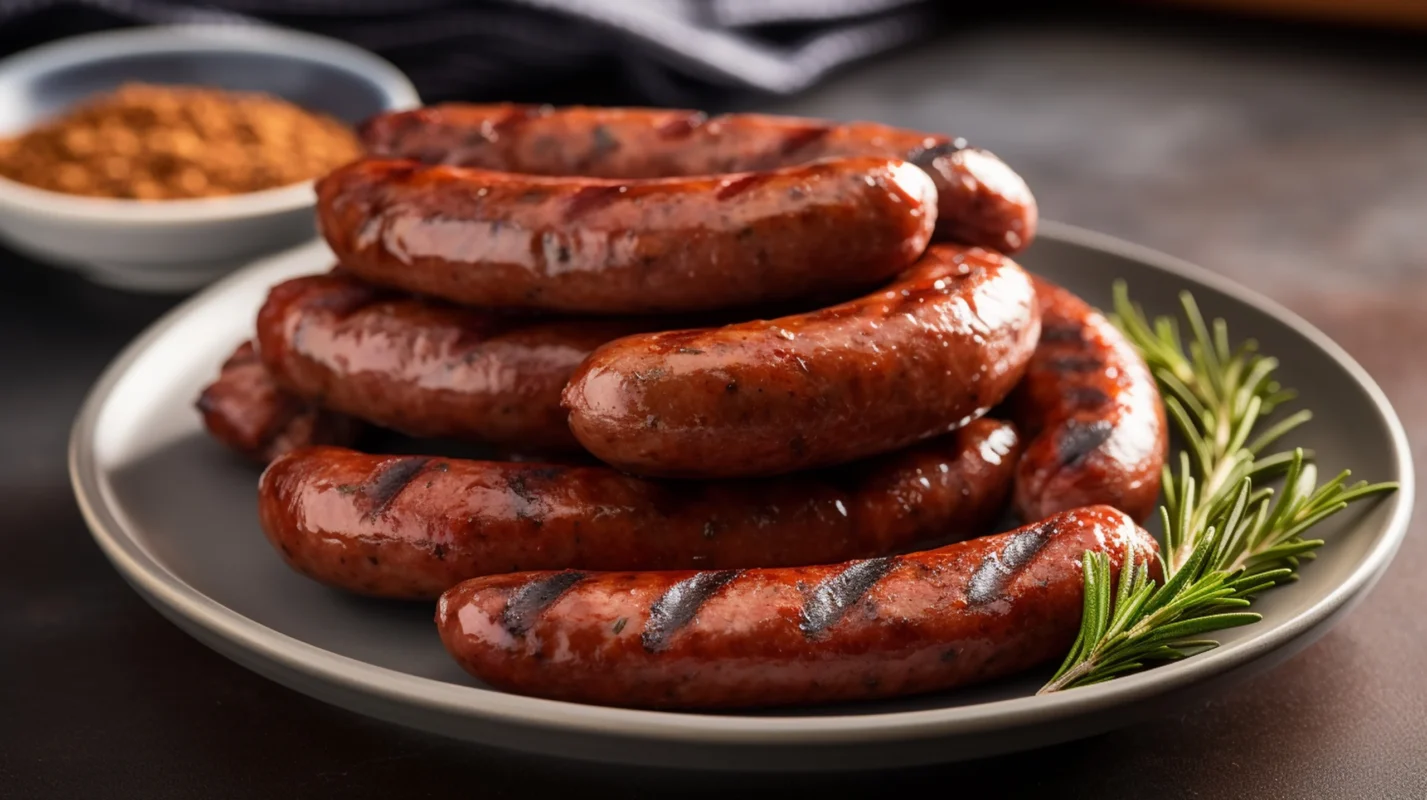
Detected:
left=562, top=244, right=1041, bottom=478
left=195, top=341, right=359, bottom=463
left=360, top=103, right=1037, bottom=253
left=255, top=273, right=648, bottom=450
left=257, top=419, right=1022, bottom=600
left=1007, top=278, right=1167, bottom=522
left=316, top=156, right=936, bottom=314
left=436, top=505, right=1157, bottom=709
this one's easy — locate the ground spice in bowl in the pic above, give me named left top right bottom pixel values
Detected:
left=0, top=83, right=363, bottom=200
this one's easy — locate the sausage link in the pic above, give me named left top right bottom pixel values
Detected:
left=195, top=341, right=359, bottom=463
left=359, top=103, right=1037, bottom=253
left=257, top=419, right=1022, bottom=600
left=435, top=505, right=1156, bottom=709
left=254, top=273, right=649, bottom=450
left=1008, top=278, right=1167, bottom=522
left=316, top=156, right=936, bottom=314
left=562, top=244, right=1041, bottom=478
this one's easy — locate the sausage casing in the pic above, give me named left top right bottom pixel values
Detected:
left=562, top=244, right=1041, bottom=478
left=195, top=341, right=359, bottom=463
left=359, top=103, right=1037, bottom=253
left=254, top=273, right=648, bottom=451
left=257, top=419, right=1022, bottom=599
left=436, top=505, right=1157, bottom=709
left=1008, top=278, right=1167, bottom=522
left=317, top=156, right=937, bottom=314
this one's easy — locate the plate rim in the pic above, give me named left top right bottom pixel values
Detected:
left=68, top=222, right=1415, bottom=747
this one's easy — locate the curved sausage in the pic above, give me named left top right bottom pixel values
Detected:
left=359, top=103, right=1037, bottom=253
left=1007, top=278, right=1167, bottom=523
left=316, top=156, right=937, bottom=314
left=562, top=244, right=1041, bottom=478
left=195, top=341, right=359, bottom=463
left=435, top=505, right=1157, bottom=709
left=257, top=419, right=1023, bottom=600
left=254, top=273, right=649, bottom=451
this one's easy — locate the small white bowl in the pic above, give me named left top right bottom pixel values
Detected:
left=0, top=25, right=420, bottom=292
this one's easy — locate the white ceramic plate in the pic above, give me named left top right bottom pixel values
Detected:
left=69, top=223, right=1412, bottom=771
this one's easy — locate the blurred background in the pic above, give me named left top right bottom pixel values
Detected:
left=5, top=1, right=1427, bottom=106
left=3, top=2, right=1425, bottom=798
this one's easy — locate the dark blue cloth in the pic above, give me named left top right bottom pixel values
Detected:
left=0, top=0, right=946, bottom=105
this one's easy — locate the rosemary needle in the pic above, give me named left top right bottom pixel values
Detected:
left=1039, top=283, right=1397, bottom=694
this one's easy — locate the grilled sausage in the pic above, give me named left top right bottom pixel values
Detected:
left=1007, top=278, right=1167, bottom=523
left=254, top=273, right=650, bottom=451
left=359, top=103, right=1037, bottom=253
left=562, top=244, right=1041, bottom=478
left=316, top=156, right=937, bottom=314
left=257, top=419, right=1023, bottom=600
left=435, top=505, right=1157, bottom=709
left=195, top=341, right=359, bottom=463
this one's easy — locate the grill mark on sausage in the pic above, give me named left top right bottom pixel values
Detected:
left=540, top=231, right=571, bottom=266
left=716, top=172, right=775, bottom=201
left=1057, top=419, right=1116, bottom=466
left=501, top=571, right=587, bottom=636
left=966, top=520, right=1057, bottom=604
left=1040, top=320, right=1088, bottom=343
left=589, top=124, right=618, bottom=160
left=1043, top=355, right=1105, bottom=373
left=908, top=139, right=967, bottom=170
left=778, top=125, right=833, bottom=157
left=642, top=570, right=742, bottom=652
left=493, top=104, right=547, bottom=136
left=362, top=456, right=431, bottom=517
left=505, top=471, right=546, bottom=526
left=799, top=557, right=896, bottom=637
left=302, top=281, right=383, bottom=317
left=657, top=112, right=708, bottom=140
left=1065, top=386, right=1113, bottom=411
left=564, top=184, right=627, bottom=221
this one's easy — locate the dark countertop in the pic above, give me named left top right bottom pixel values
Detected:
left=3, top=12, right=1425, bottom=799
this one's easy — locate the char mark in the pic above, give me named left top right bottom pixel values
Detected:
left=717, top=172, right=774, bottom=201
left=362, top=456, right=431, bottom=517
left=1042, top=355, right=1105, bottom=374
left=301, top=278, right=383, bottom=318
left=800, top=557, right=896, bottom=637
left=909, top=140, right=967, bottom=170
left=501, top=571, right=587, bottom=636
left=589, top=124, right=618, bottom=159
left=504, top=470, right=548, bottom=526
left=1056, top=419, right=1115, bottom=466
left=564, top=184, right=626, bottom=221
left=966, top=521, right=1058, bottom=604
left=522, top=466, right=569, bottom=482
left=779, top=125, right=832, bottom=157
left=1065, top=386, right=1113, bottom=411
left=494, top=104, right=546, bottom=134
left=642, top=570, right=741, bottom=652
left=658, top=112, right=708, bottom=140
left=1040, top=321, right=1087, bottom=343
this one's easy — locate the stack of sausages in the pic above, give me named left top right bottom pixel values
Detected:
left=196, top=104, right=1167, bottom=710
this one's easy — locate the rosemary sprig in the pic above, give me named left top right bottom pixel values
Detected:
left=1039, top=283, right=1397, bottom=694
